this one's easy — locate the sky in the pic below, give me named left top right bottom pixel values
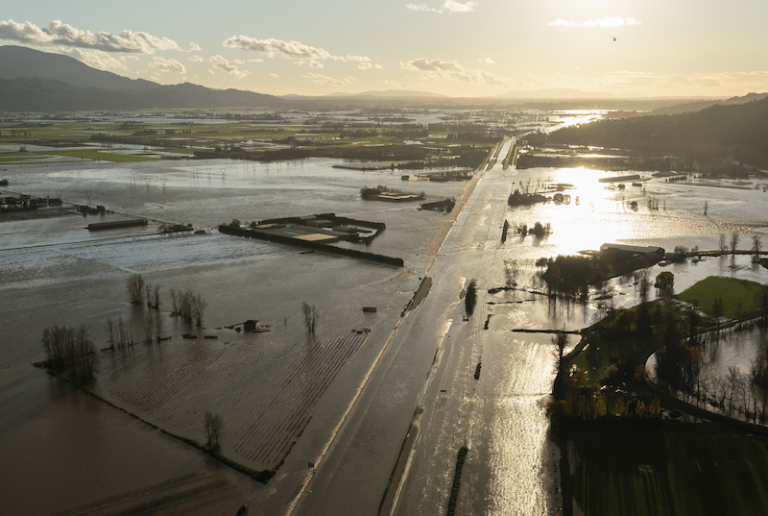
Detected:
left=1, top=0, right=768, bottom=98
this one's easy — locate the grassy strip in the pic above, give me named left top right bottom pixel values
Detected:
left=41, top=149, right=156, bottom=162
left=378, top=422, right=419, bottom=516
left=678, top=276, right=765, bottom=319
left=446, top=446, right=469, bottom=516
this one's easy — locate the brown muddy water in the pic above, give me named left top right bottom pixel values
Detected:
left=1, top=153, right=767, bottom=514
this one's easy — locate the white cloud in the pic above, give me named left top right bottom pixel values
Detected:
left=150, top=56, right=186, bottom=74
left=60, top=47, right=126, bottom=70
left=210, top=55, right=250, bottom=79
left=224, top=36, right=333, bottom=60
left=549, top=17, right=641, bottom=28
left=247, top=58, right=264, bottom=63
left=188, top=42, right=202, bottom=52
left=0, top=19, right=180, bottom=53
left=269, top=73, right=279, bottom=79
left=222, top=35, right=376, bottom=69
left=304, top=72, right=356, bottom=87
left=406, top=4, right=441, bottom=13
left=188, top=55, right=204, bottom=62
left=401, top=57, right=508, bottom=87
left=480, top=57, right=495, bottom=65
left=443, top=0, right=476, bottom=13
left=406, top=0, right=476, bottom=14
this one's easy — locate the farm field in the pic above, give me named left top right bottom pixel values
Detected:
left=95, top=332, right=369, bottom=471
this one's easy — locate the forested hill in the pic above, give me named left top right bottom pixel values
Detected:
left=543, top=96, right=768, bottom=168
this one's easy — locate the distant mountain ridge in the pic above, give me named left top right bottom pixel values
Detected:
left=651, top=92, right=768, bottom=115
left=0, top=45, right=281, bottom=111
left=0, top=45, right=158, bottom=91
left=324, top=90, right=449, bottom=98
left=544, top=95, right=768, bottom=167
left=497, top=88, right=617, bottom=99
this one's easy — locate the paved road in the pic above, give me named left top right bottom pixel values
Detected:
left=291, top=140, right=560, bottom=516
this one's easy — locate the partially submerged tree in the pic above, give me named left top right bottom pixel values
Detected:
left=126, top=273, right=145, bottom=305
left=302, top=302, right=319, bottom=335
left=730, top=231, right=740, bottom=255
left=654, top=271, right=675, bottom=296
left=204, top=411, right=223, bottom=451
left=465, top=279, right=477, bottom=317
left=41, top=325, right=96, bottom=384
left=753, top=235, right=763, bottom=262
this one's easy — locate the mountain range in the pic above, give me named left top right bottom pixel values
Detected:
left=0, top=45, right=281, bottom=111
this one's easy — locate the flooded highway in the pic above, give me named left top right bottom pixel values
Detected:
left=290, top=139, right=768, bottom=516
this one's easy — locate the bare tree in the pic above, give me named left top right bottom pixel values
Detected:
left=719, top=234, right=727, bottom=253
left=152, top=285, right=161, bottom=310
left=503, top=259, right=518, bottom=288
left=753, top=235, right=763, bottom=262
left=302, top=302, right=319, bottom=335
left=127, top=273, right=145, bottom=305
left=204, top=411, right=223, bottom=451
left=730, top=231, right=740, bottom=255
left=191, top=294, right=207, bottom=327
left=552, top=331, right=569, bottom=377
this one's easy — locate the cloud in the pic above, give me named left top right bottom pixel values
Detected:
left=549, top=17, right=641, bottom=28
left=150, top=56, right=186, bottom=74
left=401, top=57, right=508, bottom=86
left=188, top=55, right=204, bottom=62
left=0, top=19, right=180, bottom=53
left=222, top=35, right=377, bottom=69
left=60, top=48, right=126, bottom=70
left=406, top=0, right=476, bottom=13
left=188, top=42, right=202, bottom=52
left=480, top=57, right=495, bottom=65
left=303, top=72, right=356, bottom=87
left=210, top=55, right=250, bottom=78
left=224, top=36, right=332, bottom=60
left=269, top=73, right=279, bottom=79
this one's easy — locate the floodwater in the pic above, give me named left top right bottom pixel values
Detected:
left=2, top=140, right=768, bottom=514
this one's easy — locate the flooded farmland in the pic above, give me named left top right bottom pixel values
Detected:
left=2, top=141, right=768, bottom=515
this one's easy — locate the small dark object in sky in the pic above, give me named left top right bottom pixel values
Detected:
left=612, top=36, right=617, bottom=42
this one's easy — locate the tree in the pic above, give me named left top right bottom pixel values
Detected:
left=302, top=302, right=319, bottom=335
left=753, top=235, right=763, bottom=262
left=552, top=331, right=569, bottom=375
left=235, top=506, right=249, bottom=516
left=712, top=296, right=725, bottom=335
left=465, top=279, right=477, bottom=317
left=191, top=294, right=207, bottom=327
left=503, top=259, right=518, bottom=288
left=204, top=411, right=223, bottom=451
left=719, top=234, right=727, bottom=253
left=654, top=271, right=674, bottom=295
left=41, top=325, right=96, bottom=384
left=127, top=273, right=145, bottom=305
left=730, top=231, right=740, bottom=255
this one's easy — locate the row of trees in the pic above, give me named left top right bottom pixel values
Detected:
left=42, top=325, right=96, bottom=384
left=717, top=232, right=763, bottom=259
left=128, top=274, right=207, bottom=327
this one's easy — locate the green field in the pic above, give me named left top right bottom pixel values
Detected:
left=678, top=276, right=765, bottom=318
left=570, top=424, right=768, bottom=516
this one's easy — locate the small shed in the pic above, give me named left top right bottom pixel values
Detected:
left=243, top=320, right=260, bottom=332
